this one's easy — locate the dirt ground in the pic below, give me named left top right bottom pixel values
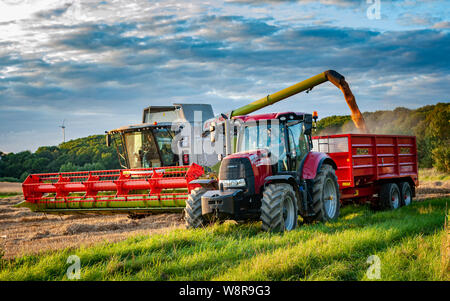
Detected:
left=0, top=180, right=449, bottom=259
left=0, top=194, right=184, bottom=259
left=0, top=182, right=22, bottom=193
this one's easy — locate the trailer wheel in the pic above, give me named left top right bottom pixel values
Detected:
left=184, top=188, right=207, bottom=229
left=260, top=183, right=298, bottom=232
left=399, top=182, right=412, bottom=206
left=304, top=164, right=340, bottom=223
left=380, top=183, right=400, bottom=210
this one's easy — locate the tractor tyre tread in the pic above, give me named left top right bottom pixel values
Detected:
left=303, top=164, right=340, bottom=223
left=260, top=183, right=298, bottom=232
left=184, top=187, right=207, bottom=229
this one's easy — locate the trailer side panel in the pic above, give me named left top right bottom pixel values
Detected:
left=312, top=134, right=418, bottom=202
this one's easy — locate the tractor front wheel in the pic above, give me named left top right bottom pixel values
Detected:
left=304, top=164, right=340, bottom=223
left=260, top=183, right=298, bottom=232
left=184, top=188, right=207, bottom=229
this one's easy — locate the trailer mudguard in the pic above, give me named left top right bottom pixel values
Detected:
left=301, top=151, right=337, bottom=180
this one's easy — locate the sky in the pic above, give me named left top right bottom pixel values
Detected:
left=0, top=0, right=449, bottom=153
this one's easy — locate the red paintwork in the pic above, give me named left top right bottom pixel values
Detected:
left=225, top=149, right=272, bottom=194
left=301, top=151, right=335, bottom=179
left=22, top=164, right=204, bottom=205
left=312, top=134, right=418, bottom=201
left=232, top=112, right=307, bottom=122
left=204, top=112, right=307, bottom=132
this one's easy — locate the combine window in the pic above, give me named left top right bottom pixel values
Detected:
left=123, top=128, right=178, bottom=169
left=153, top=128, right=178, bottom=166
left=124, top=131, right=161, bottom=168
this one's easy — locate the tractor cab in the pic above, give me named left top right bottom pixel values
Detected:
left=234, top=112, right=313, bottom=174
left=185, top=111, right=340, bottom=232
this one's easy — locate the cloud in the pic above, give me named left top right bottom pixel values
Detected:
left=226, top=0, right=364, bottom=7
left=397, top=12, right=442, bottom=27
left=34, top=2, right=73, bottom=19
left=433, top=21, right=450, bottom=29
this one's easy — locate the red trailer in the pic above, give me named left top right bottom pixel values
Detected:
left=312, top=133, right=418, bottom=208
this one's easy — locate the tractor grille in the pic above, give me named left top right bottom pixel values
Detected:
left=219, top=157, right=255, bottom=194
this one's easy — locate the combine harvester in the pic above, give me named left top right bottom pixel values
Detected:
left=17, top=70, right=418, bottom=231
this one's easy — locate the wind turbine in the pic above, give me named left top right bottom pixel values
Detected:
left=59, top=119, right=66, bottom=143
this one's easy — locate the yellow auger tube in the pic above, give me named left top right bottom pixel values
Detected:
left=230, top=70, right=367, bottom=133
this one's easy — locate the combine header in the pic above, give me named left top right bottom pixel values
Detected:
left=17, top=164, right=204, bottom=214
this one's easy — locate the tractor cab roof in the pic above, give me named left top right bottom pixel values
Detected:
left=233, top=112, right=310, bottom=123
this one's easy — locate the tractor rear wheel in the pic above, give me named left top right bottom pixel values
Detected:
left=399, top=182, right=412, bottom=206
left=260, top=183, right=298, bottom=232
left=380, top=183, right=400, bottom=210
left=304, top=164, right=340, bottom=223
left=184, top=187, right=207, bottom=229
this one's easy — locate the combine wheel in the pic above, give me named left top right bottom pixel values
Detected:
left=399, top=182, right=413, bottom=206
left=260, top=183, right=298, bottom=232
left=380, top=183, right=400, bottom=210
left=184, top=188, right=207, bottom=229
left=304, top=164, right=340, bottom=223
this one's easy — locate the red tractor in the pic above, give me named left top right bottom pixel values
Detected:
left=186, top=111, right=341, bottom=231
left=186, top=112, right=418, bottom=231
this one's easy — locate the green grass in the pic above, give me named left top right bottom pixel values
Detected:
left=0, top=198, right=448, bottom=281
left=0, top=192, right=20, bottom=198
left=419, top=168, right=450, bottom=182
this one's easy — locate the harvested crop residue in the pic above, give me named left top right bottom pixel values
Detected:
left=0, top=195, right=183, bottom=259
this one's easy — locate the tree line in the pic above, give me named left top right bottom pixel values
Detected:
left=0, top=135, right=120, bottom=182
left=316, top=102, right=449, bottom=173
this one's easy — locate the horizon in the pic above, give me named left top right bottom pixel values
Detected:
left=1, top=0, right=449, bottom=153
left=1, top=101, right=444, bottom=154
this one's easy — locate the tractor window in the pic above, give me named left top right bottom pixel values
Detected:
left=237, top=121, right=288, bottom=171
left=239, top=122, right=283, bottom=152
left=287, top=121, right=309, bottom=171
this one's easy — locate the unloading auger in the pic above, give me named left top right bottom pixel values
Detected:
left=17, top=70, right=366, bottom=215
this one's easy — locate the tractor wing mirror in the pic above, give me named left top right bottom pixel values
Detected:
left=106, top=134, right=112, bottom=147
left=303, top=116, right=313, bottom=136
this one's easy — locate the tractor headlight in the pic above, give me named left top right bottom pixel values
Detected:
left=219, top=178, right=246, bottom=188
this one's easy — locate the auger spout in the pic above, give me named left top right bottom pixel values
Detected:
left=323, top=70, right=367, bottom=133
left=230, top=70, right=367, bottom=133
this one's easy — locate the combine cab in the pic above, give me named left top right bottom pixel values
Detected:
left=107, top=103, right=217, bottom=169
